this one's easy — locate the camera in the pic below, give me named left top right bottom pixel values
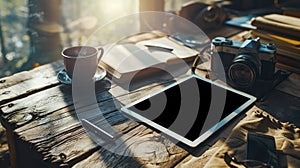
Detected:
left=211, top=37, right=276, bottom=90
left=178, top=1, right=227, bottom=30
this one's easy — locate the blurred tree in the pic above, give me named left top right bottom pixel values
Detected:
left=0, top=15, right=7, bottom=63
left=25, top=0, right=63, bottom=69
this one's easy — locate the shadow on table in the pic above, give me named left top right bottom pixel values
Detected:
left=174, top=111, right=247, bottom=157
left=110, top=67, right=188, bottom=92
left=66, top=78, right=145, bottom=167
left=257, top=89, right=300, bottom=127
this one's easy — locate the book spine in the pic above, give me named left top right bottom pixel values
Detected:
left=250, top=31, right=300, bottom=61
left=276, top=63, right=300, bottom=74
left=276, top=55, right=300, bottom=68
left=251, top=16, right=300, bottom=39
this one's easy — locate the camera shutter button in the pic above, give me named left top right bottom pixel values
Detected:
left=266, top=43, right=276, bottom=50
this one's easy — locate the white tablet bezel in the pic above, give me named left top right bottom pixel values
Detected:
left=121, top=74, right=256, bottom=147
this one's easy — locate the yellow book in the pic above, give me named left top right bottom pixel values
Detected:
left=250, top=29, right=300, bottom=47
left=250, top=30, right=300, bottom=61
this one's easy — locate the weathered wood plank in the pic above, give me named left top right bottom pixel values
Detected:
left=73, top=124, right=188, bottom=168
left=13, top=103, right=138, bottom=167
left=0, top=66, right=208, bottom=167
left=0, top=124, right=9, bottom=168
left=0, top=83, right=172, bottom=167
left=11, top=91, right=182, bottom=167
left=17, top=105, right=185, bottom=167
left=0, top=61, right=63, bottom=105
left=0, top=79, right=170, bottom=130
left=0, top=69, right=206, bottom=130
left=6, top=79, right=198, bottom=167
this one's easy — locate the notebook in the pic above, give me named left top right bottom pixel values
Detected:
left=100, top=36, right=199, bottom=82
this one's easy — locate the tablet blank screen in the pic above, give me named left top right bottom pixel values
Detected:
left=128, top=77, right=250, bottom=142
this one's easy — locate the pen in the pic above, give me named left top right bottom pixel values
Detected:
left=144, top=45, right=174, bottom=52
left=81, top=119, right=117, bottom=141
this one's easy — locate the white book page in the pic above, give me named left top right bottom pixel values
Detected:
left=102, top=44, right=174, bottom=74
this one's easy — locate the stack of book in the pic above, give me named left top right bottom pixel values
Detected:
left=250, top=14, right=300, bottom=74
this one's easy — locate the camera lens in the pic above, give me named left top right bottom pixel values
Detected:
left=228, top=54, right=260, bottom=89
left=229, top=63, right=255, bottom=87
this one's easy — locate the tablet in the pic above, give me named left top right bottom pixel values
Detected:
left=121, top=75, right=256, bottom=147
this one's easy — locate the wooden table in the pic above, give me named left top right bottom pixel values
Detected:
left=0, top=57, right=250, bottom=168
left=1, top=29, right=299, bottom=167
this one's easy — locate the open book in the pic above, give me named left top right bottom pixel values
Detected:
left=101, top=36, right=199, bottom=82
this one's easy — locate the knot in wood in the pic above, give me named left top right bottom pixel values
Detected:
left=2, top=91, right=10, bottom=95
left=205, top=73, right=210, bottom=79
left=59, top=153, right=67, bottom=161
left=8, top=103, right=14, bottom=107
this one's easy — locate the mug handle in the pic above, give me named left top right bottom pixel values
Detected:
left=97, top=47, right=104, bottom=63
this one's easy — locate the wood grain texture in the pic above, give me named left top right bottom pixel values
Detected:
left=0, top=61, right=63, bottom=105
left=0, top=61, right=212, bottom=167
left=73, top=125, right=188, bottom=168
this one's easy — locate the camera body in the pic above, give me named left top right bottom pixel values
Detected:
left=211, top=37, right=276, bottom=89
